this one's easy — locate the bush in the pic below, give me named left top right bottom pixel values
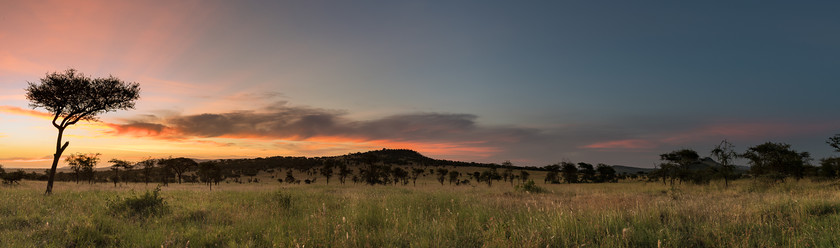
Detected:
left=108, top=187, right=168, bottom=217
left=515, top=180, right=546, bottom=193
left=272, top=191, right=294, bottom=210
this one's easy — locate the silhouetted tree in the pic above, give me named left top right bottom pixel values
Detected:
left=819, top=157, right=840, bottom=179
left=448, top=170, right=460, bottom=185
left=743, top=142, right=811, bottom=182
left=596, top=164, right=617, bottom=183
left=659, top=149, right=700, bottom=184
left=392, top=167, right=409, bottom=185
left=360, top=163, right=391, bottom=185
left=578, top=163, right=596, bottom=183
left=711, top=140, right=739, bottom=188
left=66, top=153, right=99, bottom=184
left=544, top=164, right=560, bottom=184
left=2, top=170, right=25, bottom=185
left=26, top=69, right=140, bottom=194
left=481, top=167, right=500, bottom=187
left=338, top=163, right=352, bottom=184
left=197, top=161, right=224, bottom=190
left=158, top=157, right=197, bottom=184
left=828, top=134, right=840, bottom=152
left=560, top=162, right=578, bottom=183
left=285, top=170, right=296, bottom=184
left=320, top=162, right=334, bottom=184
left=436, top=168, right=448, bottom=185
left=410, top=167, right=425, bottom=186
left=519, top=170, right=530, bottom=183
left=138, top=158, right=156, bottom=185
left=108, top=159, right=133, bottom=187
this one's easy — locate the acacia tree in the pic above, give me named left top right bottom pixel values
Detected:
left=320, top=161, right=334, bottom=184
left=66, top=153, right=100, bottom=184
left=519, top=170, right=530, bottom=183
left=742, top=142, right=811, bottom=182
left=158, top=157, right=197, bottom=184
left=595, top=163, right=617, bottom=183
left=659, top=149, right=700, bottom=184
left=436, top=168, right=448, bottom=185
left=338, top=163, right=352, bottom=184
left=711, top=140, right=739, bottom=188
left=560, top=162, right=578, bottom=183
left=197, top=161, right=224, bottom=190
left=108, top=159, right=133, bottom=187
left=410, top=167, right=424, bottom=186
left=138, top=158, right=157, bottom=185
left=26, top=69, right=140, bottom=194
left=828, top=134, right=840, bottom=152
left=577, top=162, right=596, bottom=183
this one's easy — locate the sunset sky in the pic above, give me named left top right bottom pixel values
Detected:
left=2, top=1, right=840, bottom=168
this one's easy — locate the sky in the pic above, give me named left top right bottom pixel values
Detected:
left=2, top=0, right=840, bottom=168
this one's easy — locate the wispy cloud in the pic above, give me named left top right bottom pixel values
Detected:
left=103, top=102, right=530, bottom=159
left=0, top=106, right=53, bottom=119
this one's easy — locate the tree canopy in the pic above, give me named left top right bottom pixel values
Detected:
left=26, top=69, right=140, bottom=194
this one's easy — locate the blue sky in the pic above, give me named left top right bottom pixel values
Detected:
left=1, top=1, right=839, bottom=168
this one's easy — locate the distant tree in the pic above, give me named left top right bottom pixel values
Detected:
left=285, top=170, right=296, bottom=184
left=544, top=164, right=560, bottom=184
left=659, top=149, right=701, bottom=184
left=819, top=157, right=840, bottom=180
left=157, top=157, right=197, bottom=184
left=828, top=134, right=840, bottom=152
left=338, top=163, right=352, bottom=184
left=26, top=69, right=140, bottom=194
left=596, top=164, right=617, bottom=183
left=711, top=140, right=739, bottom=188
left=360, top=163, right=391, bottom=185
left=560, top=162, right=578, bottom=183
left=66, top=153, right=100, bottom=184
left=108, top=159, right=133, bottom=187
left=519, top=170, right=530, bottom=183
left=577, top=163, right=596, bottom=183
left=501, top=161, right=514, bottom=184
left=0, top=164, right=4, bottom=177
left=481, top=167, right=500, bottom=187
left=392, top=167, right=409, bottom=185
left=2, top=170, right=25, bottom=185
left=448, top=170, right=460, bottom=185
left=410, top=167, right=425, bottom=186
left=138, top=158, right=156, bottom=185
left=320, top=162, right=334, bottom=184
left=197, top=161, right=224, bottom=190
left=742, top=142, right=811, bottom=182
left=436, top=168, right=448, bottom=185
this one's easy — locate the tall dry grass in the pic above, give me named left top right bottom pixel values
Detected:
left=0, top=179, right=838, bottom=247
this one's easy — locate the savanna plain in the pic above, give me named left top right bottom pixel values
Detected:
left=2, top=172, right=839, bottom=248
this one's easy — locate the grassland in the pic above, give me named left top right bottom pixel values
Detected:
left=1, top=177, right=839, bottom=247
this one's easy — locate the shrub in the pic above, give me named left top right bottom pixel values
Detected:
left=273, top=191, right=293, bottom=209
left=515, top=180, right=546, bottom=193
left=108, top=187, right=168, bottom=217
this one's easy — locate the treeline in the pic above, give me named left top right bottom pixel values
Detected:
left=647, top=135, right=840, bottom=187
left=1, top=149, right=542, bottom=189
left=540, top=162, right=620, bottom=184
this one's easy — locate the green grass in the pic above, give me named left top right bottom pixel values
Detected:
left=1, top=179, right=839, bottom=247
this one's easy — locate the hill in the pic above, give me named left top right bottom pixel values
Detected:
left=612, top=165, right=654, bottom=175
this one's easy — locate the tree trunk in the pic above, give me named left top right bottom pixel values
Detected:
left=45, top=127, right=68, bottom=195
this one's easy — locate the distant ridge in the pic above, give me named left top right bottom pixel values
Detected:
left=611, top=165, right=654, bottom=175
